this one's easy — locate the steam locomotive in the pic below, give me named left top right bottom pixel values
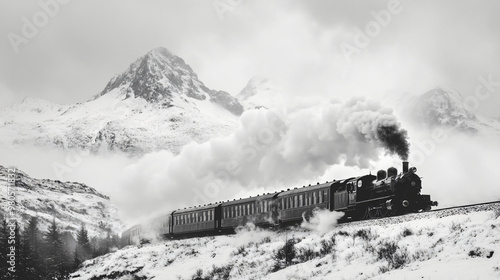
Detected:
left=121, top=161, right=437, bottom=245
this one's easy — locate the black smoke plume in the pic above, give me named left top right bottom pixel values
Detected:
left=376, top=125, right=410, bottom=160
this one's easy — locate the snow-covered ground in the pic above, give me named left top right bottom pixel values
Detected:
left=71, top=203, right=500, bottom=280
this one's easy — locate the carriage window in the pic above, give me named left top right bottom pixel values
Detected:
left=251, top=203, right=255, bottom=214
left=307, top=193, right=310, bottom=206
left=324, top=189, right=329, bottom=202
left=299, top=195, right=303, bottom=207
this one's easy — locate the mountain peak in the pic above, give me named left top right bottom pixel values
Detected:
left=148, top=46, right=173, bottom=57
left=411, top=87, right=478, bottom=131
left=93, top=47, right=243, bottom=115
left=237, top=76, right=283, bottom=110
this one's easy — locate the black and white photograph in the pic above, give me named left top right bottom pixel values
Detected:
left=1, top=0, right=500, bottom=279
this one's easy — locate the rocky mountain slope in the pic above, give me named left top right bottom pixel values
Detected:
left=396, top=87, right=500, bottom=137
left=70, top=204, right=500, bottom=280
left=0, top=47, right=242, bottom=155
left=0, top=165, right=123, bottom=237
left=237, top=76, right=284, bottom=110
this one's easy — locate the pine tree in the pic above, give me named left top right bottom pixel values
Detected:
left=7, top=221, right=22, bottom=280
left=21, top=216, right=46, bottom=279
left=0, top=219, right=7, bottom=280
left=44, top=219, right=65, bottom=279
left=75, top=224, right=92, bottom=265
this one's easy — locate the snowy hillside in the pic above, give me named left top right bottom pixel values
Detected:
left=0, top=47, right=242, bottom=155
left=0, top=165, right=123, bottom=237
left=70, top=204, right=500, bottom=280
left=237, top=77, right=284, bottom=111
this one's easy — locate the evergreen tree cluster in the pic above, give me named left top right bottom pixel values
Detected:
left=0, top=217, right=120, bottom=280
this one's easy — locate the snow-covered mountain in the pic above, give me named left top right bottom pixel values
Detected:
left=237, top=76, right=284, bottom=110
left=93, top=47, right=243, bottom=115
left=0, top=47, right=243, bottom=155
left=0, top=165, right=123, bottom=237
left=397, top=87, right=500, bottom=137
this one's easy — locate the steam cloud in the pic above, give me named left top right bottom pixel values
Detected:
left=301, top=209, right=345, bottom=235
left=115, top=98, right=410, bottom=221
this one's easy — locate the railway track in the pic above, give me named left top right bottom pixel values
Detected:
left=335, top=200, right=500, bottom=229
left=431, top=200, right=500, bottom=213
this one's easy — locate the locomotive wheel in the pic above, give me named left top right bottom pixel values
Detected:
left=378, top=208, right=388, bottom=218
left=367, top=208, right=379, bottom=219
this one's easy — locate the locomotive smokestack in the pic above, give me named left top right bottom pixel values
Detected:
left=402, top=161, right=409, bottom=173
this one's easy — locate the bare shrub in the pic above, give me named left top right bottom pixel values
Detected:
left=401, top=228, right=413, bottom=237
left=376, top=241, right=409, bottom=269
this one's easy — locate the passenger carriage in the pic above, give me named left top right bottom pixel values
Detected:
left=220, top=193, right=278, bottom=230
left=172, top=204, right=221, bottom=236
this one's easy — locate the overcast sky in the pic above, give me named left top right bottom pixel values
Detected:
left=1, top=0, right=499, bottom=116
